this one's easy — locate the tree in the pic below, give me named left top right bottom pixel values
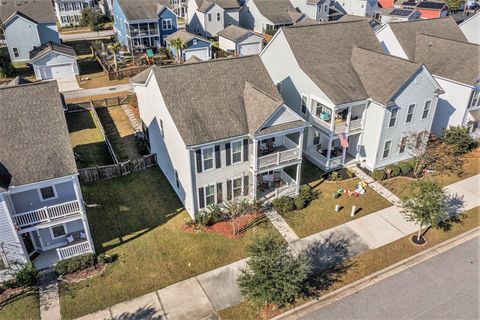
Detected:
left=0, top=55, right=14, bottom=78
left=237, top=233, right=311, bottom=308
left=107, top=41, right=122, bottom=71
left=442, top=126, right=475, bottom=156
left=402, top=180, right=449, bottom=242
left=445, top=0, right=463, bottom=11
left=80, top=8, right=103, bottom=31
left=169, top=38, right=187, bottom=63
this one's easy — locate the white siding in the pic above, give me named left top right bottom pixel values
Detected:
left=32, top=52, right=79, bottom=80
left=375, top=24, right=409, bottom=59
left=337, top=0, right=378, bottom=17
left=460, top=12, right=480, bottom=45
left=219, top=36, right=237, bottom=52
left=361, top=101, right=385, bottom=169
left=225, top=8, right=240, bottom=26
left=240, top=0, right=273, bottom=33
left=263, top=106, right=299, bottom=127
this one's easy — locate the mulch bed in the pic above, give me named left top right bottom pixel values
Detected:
left=58, top=264, right=108, bottom=284
left=182, top=213, right=264, bottom=239
left=0, top=287, right=30, bottom=309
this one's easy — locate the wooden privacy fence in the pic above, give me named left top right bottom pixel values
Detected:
left=78, top=154, right=157, bottom=183
left=66, top=95, right=129, bottom=111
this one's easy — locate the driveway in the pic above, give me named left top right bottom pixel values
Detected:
left=56, top=76, right=81, bottom=92
left=60, top=30, right=115, bottom=41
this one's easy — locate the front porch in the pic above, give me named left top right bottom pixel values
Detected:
left=33, top=240, right=93, bottom=270
left=253, top=132, right=303, bottom=171
left=256, top=165, right=299, bottom=201
left=311, top=102, right=365, bottom=134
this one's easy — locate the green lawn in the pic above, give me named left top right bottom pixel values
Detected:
left=219, top=206, right=480, bottom=319
left=0, top=292, right=40, bottom=320
left=66, top=110, right=113, bottom=168
left=59, top=168, right=282, bottom=319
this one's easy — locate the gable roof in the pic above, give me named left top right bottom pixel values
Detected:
left=281, top=20, right=384, bottom=105
left=0, top=81, right=77, bottom=192
left=136, top=56, right=303, bottom=146
left=252, top=0, right=305, bottom=24
left=165, top=29, right=209, bottom=44
left=0, top=76, right=31, bottom=87
left=117, top=0, right=173, bottom=21
left=217, top=25, right=263, bottom=42
left=194, top=0, right=240, bottom=12
left=30, top=42, right=76, bottom=61
left=387, top=17, right=468, bottom=59
left=351, top=46, right=423, bottom=105
left=0, top=0, right=56, bottom=24
left=414, top=34, right=479, bottom=85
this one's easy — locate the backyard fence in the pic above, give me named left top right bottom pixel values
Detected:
left=66, top=95, right=130, bottom=111
left=78, top=154, right=157, bottom=183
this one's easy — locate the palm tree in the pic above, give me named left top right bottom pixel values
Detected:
left=169, top=38, right=187, bottom=63
left=107, top=41, right=122, bottom=71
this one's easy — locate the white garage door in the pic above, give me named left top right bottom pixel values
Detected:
left=41, top=64, right=73, bottom=80
left=184, top=48, right=210, bottom=61
left=238, top=43, right=260, bottom=56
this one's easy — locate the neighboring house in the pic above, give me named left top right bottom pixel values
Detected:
left=171, top=0, right=188, bottom=18
left=98, top=0, right=114, bottom=18
left=240, top=0, right=306, bottom=34
left=377, top=8, right=421, bottom=23
left=0, top=0, right=60, bottom=62
left=260, top=20, right=443, bottom=171
left=415, top=1, right=448, bottom=19
left=30, top=42, right=79, bottom=80
left=336, top=0, right=379, bottom=17
left=54, top=0, right=96, bottom=27
left=289, top=0, right=331, bottom=21
left=217, top=25, right=264, bottom=56
left=378, top=0, right=394, bottom=8
left=0, top=81, right=94, bottom=278
left=459, top=11, right=480, bottom=45
left=187, top=0, right=241, bottom=38
left=113, top=0, right=178, bottom=52
left=131, top=56, right=309, bottom=217
left=165, top=30, right=212, bottom=61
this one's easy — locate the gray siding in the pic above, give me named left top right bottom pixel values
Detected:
left=264, top=106, right=299, bottom=127
left=37, top=219, right=84, bottom=249
left=4, top=15, right=41, bottom=61
left=37, top=23, right=60, bottom=44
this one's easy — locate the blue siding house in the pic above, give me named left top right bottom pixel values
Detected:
left=113, top=0, right=178, bottom=52
left=0, top=0, right=60, bottom=62
left=165, top=30, right=212, bottom=61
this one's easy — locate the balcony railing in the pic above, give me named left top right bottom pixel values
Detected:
left=13, top=200, right=82, bottom=227
left=257, top=148, right=300, bottom=169
left=57, top=241, right=92, bottom=260
left=350, top=119, right=362, bottom=131
left=130, top=29, right=159, bottom=37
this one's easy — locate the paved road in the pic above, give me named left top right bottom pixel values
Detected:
left=60, top=29, right=114, bottom=41
left=63, top=83, right=133, bottom=100
left=301, top=236, right=480, bottom=320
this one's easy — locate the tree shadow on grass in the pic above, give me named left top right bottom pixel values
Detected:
left=116, top=305, right=163, bottom=320
left=438, top=193, right=466, bottom=233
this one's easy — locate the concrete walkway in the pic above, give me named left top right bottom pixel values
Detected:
left=75, top=175, right=480, bottom=320
left=348, top=165, right=401, bottom=204
left=56, top=76, right=81, bottom=92
left=63, top=83, right=133, bottom=101
left=120, top=104, right=142, bottom=133
left=39, top=270, right=61, bottom=320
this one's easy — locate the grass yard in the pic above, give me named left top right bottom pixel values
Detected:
left=76, top=57, right=129, bottom=89
left=59, top=168, right=282, bottom=319
left=219, top=206, right=480, bottom=319
left=0, top=292, right=40, bottom=320
left=381, top=149, right=480, bottom=200
left=66, top=110, right=113, bottom=168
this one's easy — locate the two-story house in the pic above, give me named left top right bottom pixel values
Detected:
left=289, top=0, right=331, bottom=22
left=113, top=0, right=178, bottom=52
left=0, top=0, right=60, bottom=62
left=187, top=0, right=241, bottom=38
left=375, top=18, right=480, bottom=137
left=131, top=56, right=309, bottom=217
left=336, top=0, right=379, bottom=17
left=260, top=20, right=443, bottom=171
left=0, top=81, right=94, bottom=277
left=54, top=0, right=97, bottom=27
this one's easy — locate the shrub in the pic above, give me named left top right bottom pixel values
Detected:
left=3, top=278, right=18, bottom=289
left=297, top=185, right=319, bottom=205
left=398, top=161, right=412, bottom=176
left=15, top=263, right=38, bottom=288
left=194, top=204, right=224, bottom=226
left=294, top=197, right=305, bottom=210
left=346, top=169, right=354, bottom=179
left=54, top=253, right=96, bottom=276
left=385, top=164, right=401, bottom=177
left=371, top=169, right=386, bottom=181
left=442, top=126, right=475, bottom=156
left=272, top=196, right=295, bottom=214
left=0, top=285, right=4, bottom=294
left=330, top=171, right=342, bottom=182
left=97, top=253, right=112, bottom=265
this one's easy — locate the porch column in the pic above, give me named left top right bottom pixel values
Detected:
left=346, top=107, right=352, bottom=133
left=295, top=163, right=301, bottom=194
left=329, top=111, right=335, bottom=132
left=252, top=172, right=257, bottom=200
left=82, top=218, right=96, bottom=255
left=342, top=142, right=347, bottom=165
left=73, top=176, right=95, bottom=254
left=252, top=138, right=258, bottom=171
left=326, top=136, right=333, bottom=167
left=297, top=129, right=304, bottom=159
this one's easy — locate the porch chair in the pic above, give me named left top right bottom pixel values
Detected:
left=266, top=139, right=276, bottom=153
left=273, top=171, right=283, bottom=188
left=257, top=175, right=268, bottom=192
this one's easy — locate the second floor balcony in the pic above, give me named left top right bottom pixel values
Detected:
left=13, top=200, right=82, bottom=228
left=127, top=22, right=160, bottom=37
left=312, top=103, right=365, bottom=134
left=254, top=133, right=302, bottom=170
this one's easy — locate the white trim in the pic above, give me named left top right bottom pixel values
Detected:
left=405, top=103, right=416, bottom=124
left=230, top=139, right=243, bottom=165
left=201, top=145, right=215, bottom=172
left=6, top=174, right=77, bottom=194
left=421, top=100, right=432, bottom=120
left=162, top=18, right=173, bottom=30
left=230, top=175, right=244, bottom=200
left=300, top=94, right=308, bottom=115
left=398, top=135, right=407, bottom=155
left=49, top=223, right=67, bottom=240
left=38, top=185, right=58, bottom=202
left=388, top=107, right=399, bottom=128
left=382, top=139, right=392, bottom=159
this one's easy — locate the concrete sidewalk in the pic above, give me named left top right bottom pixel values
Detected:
left=75, top=175, right=480, bottom=320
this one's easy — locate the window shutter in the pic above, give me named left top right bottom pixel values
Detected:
left=243, top=139, right=249, bottom=162
left=196, top=150, right=202, bottom=173
left=226, top=179, right=232, bottom=201
left=243, top=176, right=249, bottom=196
left=198, top=187, right=205, bottom=209
left=225, top=143, right=231, bottom=166
left=216, top=182, right=223, bottom=204
left=215, top=145, right=221, bottom=169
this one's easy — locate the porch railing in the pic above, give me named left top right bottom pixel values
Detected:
left=274, top=183, right=296, bottom=198
left=257, top=148, right=300, bottom=169
left=349, top=119, right=362, bottom=131
left=57, top=241, right=92, bottom=260
left=13, top=200, right=82, bottom=227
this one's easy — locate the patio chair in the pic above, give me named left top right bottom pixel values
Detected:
left=257, top=175, right=268, bottom=192
left=266, top=139, right=276, bottom=153
left=274, top=171, right=282, bottom=187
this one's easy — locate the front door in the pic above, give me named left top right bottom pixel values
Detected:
left=22, top=233, right=35, bottom=255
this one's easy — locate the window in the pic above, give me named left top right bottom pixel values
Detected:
left=202, top=147, right=214, bottom=171
left=193, top=39, right=197, bottom=45
left=301, top=95, right=308, bottom=114
left=51, top=224, right=66, bottom=239
left=470, top=90, right=480, bottom=108
left=399, top=136, right=407, bottom=154
left=312, top=100, right=332, bottom=122
left=39, top=186, right=56, bottom=201
left=382, top=140, right=392, bottom=159
left=406, top=104, right=415, bottom=123
left=175, top=169, right=179, bottom=189
left=231, top=140, right=242, bottom=164
left=12, top=48, right=19, bottom=58
left=389, top=108, right=398, bottom=127
left=422, top=101, right=431, bottom=119
left=313, top=131, right=320, bottom=145
left=208, top=13, right=212, bottom=22
left=162, top=19, right=172, bottom=30
left=205, top=185, right=215, bottom=206
left=232, top=177, right=242, bottom=199
left=217, top=12, right=221, bottom=21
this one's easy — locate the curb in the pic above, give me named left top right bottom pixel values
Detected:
left=273, top=226, right=480, bottom=320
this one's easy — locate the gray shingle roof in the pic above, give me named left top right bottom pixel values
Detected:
left=185, top=55, right=203, bottom=63
left=252, top=0, right=305, bottom=24
left=387, top=17, right=468, bottom=59
left=351, top=46, right=423, bottom=105
left=165, top=29, right=208, bottom=43
left=195, top=0, right=240, bottom=11
left=0, top=81, right=77, bottom=191
left=140, top=56, right=296, bottom=146
left=282, top=20, right=384, bottom=105
left=117, top=0, right=173, bottom=21
left=30, top=42, right=76, bottom=61
left=217, top=25, right=263, bottom=42
left=414, top=34, right=480, bottom=85
left=0, top=0, right=56, bottom=24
